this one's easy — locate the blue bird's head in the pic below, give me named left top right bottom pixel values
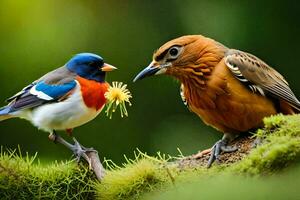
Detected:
left=66, top=53, right=117, bottom=82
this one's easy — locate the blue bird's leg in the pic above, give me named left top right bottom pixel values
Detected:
left=49, top=131, right=73, bottom=149
left=72, top=137, right=97, bottom=166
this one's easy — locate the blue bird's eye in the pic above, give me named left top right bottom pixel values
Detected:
left=89, top=62, right=98, bottom=67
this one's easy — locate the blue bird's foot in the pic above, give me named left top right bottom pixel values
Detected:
left=49, top=133, right=97, bottom=169
left=207, top=138, right=238, bottom=168
left=71, top=137, right=97, bottom=166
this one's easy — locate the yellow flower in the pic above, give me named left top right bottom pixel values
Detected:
left=105, top=82, right=132, bottom=119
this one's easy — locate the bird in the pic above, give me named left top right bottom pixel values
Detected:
left=0, top=53, right=116, bottom=165
left=133, top=35, right=300, bottom=167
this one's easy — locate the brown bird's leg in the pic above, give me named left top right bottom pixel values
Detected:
left=48, top=131, right=97, bottom=168
left=207, top=134, right=237, bottom=168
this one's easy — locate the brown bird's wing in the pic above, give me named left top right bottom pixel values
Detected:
left=225, top=49, right=300, bottom=111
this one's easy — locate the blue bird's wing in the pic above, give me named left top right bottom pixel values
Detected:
left=6, top=66, right=77, bottom=112
left=6, top=83, right=36, bottom=102
left=8, top=80, right=77, bottom=112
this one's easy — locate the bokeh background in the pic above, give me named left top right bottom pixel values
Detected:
left=0, top=0, right=299, bottom=164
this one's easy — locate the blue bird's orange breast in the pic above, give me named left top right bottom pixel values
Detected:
left=76, top=76, right=109, bottom=110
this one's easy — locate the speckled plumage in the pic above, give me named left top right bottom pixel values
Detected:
left=150, top=35, right=300, bottom=134
left=134, top=34, right=300, bottom=166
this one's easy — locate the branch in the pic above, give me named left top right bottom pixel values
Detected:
left=85, top=151, right=106, bottom=181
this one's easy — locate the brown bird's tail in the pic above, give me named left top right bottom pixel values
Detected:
left=293, top=105, right=300, bottom=113
left=291, top=99, right=300, bottom=113
left=280, top=100, right=300, bottom=114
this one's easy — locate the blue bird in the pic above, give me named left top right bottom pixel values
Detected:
left=0, top=53, right=116, bottom=164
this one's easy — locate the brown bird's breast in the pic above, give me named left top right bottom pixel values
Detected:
left=182, top=59, right=277, bottom=134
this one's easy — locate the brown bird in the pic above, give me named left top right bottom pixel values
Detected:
left=133, top=35, right=300, bottom=167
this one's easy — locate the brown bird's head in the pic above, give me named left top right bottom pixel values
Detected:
left=133, top=35, right=227, bottom=84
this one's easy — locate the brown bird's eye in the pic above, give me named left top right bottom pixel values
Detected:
left=169, top=47, right=179, bottom=57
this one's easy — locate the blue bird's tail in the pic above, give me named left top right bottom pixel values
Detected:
left=0, top=106, right=13, bottom=121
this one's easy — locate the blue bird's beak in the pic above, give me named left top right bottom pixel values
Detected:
left=101, top=63, right=117, bottom=72
left=133, top=61, right=168, bottom=82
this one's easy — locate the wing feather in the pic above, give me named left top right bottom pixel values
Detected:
left=5, top=66, right=77, bottom=113
left=225, top=49, right=300, bottom=110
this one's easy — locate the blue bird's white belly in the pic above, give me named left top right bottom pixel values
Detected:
left=21, top=84, right=103, bottom=133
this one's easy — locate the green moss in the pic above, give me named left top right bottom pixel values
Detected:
left=0, top=148, right=95, bottom=199
left=96, top=114, right=300, bottom=199
left=230, top=114, right=300, bottom=175
left=95, top=154, right=173, bottom=200
left=1, top=114, right=300, bottom=199
left=141, top=114, right=300, bottom=200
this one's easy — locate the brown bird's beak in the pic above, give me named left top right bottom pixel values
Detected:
left=133, top=61, right=168, bottom=82
left=101, top=63, right=117, bottom=72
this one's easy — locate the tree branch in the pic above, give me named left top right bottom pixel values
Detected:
left=85, top=151, right=106, bottom=181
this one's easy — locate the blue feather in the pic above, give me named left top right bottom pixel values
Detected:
left=0, top=106, right=10, bottom=115
left=0, top=106, right=12, bottom=121
left=34, top=81, right=77, bottom=99
left=66, top=53, right=106, bottom=82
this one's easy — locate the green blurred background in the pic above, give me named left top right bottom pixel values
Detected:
left=0, top=0, right=299, bottom=164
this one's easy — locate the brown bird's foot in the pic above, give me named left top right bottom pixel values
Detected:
left=207, top=139, right=237, bottom=168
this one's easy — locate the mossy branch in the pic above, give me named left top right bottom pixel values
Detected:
left=0, top=148, right=96, bottom=199
left=1, top=114, right=300, bottom=199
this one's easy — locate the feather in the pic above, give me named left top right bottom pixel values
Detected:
left=225, top=49, right=300, bottom=110
left=76, top=76, right=108, bottom=110
left=0, top=106, right=13, bottom=121
left=6, top=66, right=76, bottom=103
left=4, top=66, right=77, bottom=113
left=180, top=84, right=188, bottom=107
